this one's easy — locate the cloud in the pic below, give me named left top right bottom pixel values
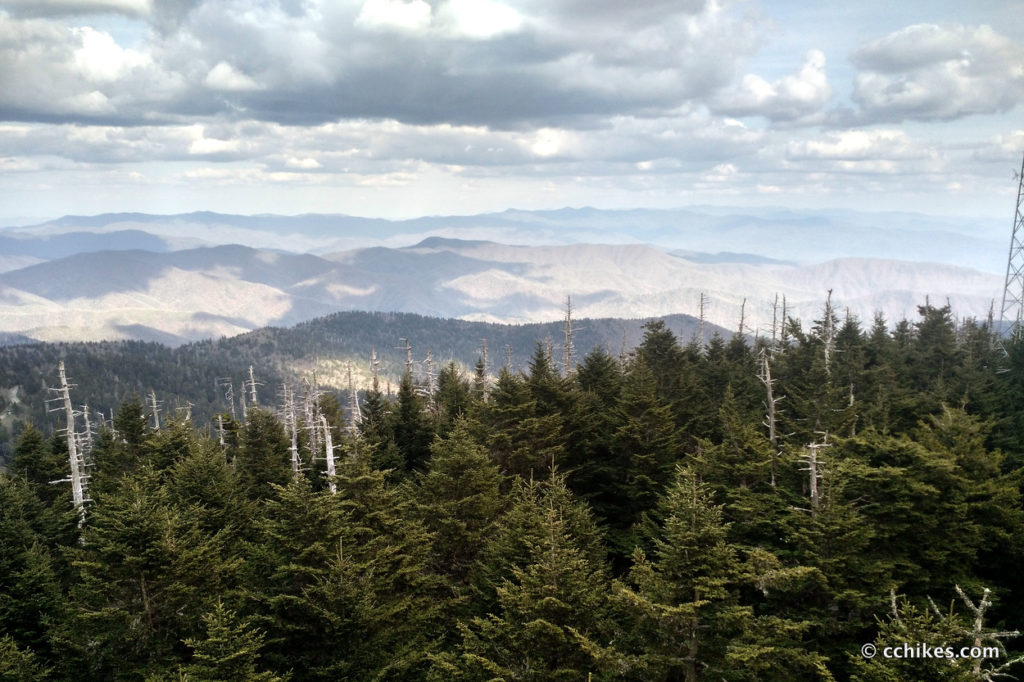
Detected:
left=714, top=49, right=832, bottom=122
left=0, top=0, right=761, bottom=129
left=0, top=0, right=152, bottom=17
left=355, top=0, right=431, bottom=33
left=0, top=14, right=182, bottom=124
left=204, top=61, right=261, bottom=91
left=436, top=0, right=523, bottom=39
left=850, top=23, right=1024, bottom=122
left=786, top=129, right=925, bottom=161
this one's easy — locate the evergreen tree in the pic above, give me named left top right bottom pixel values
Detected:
left=618, top=466, right=829, bottom=681
left=8, top=424, right=66, bottom=508
left=0, top=635, right=50, bottom=682
left=0, top=477, right=65, bottom=663
left=389, top=372, right=434, bottom=474
left=483, top=369, right=565, bottom=478
left=415, top=419, right=504, bottom=584
left=607, top=356, right=682, bottom=559
left=236, top=408, right=291, bottom=500
left=436, top=361, right=473, bottom=436
left=437, top=496, right=621, bottom=680
left=65, top=470, right=240, bottom=680
left=178, top=601, right=284, bottom=682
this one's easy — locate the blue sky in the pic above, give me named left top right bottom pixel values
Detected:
left=0, top=0, right=1021, bottom=223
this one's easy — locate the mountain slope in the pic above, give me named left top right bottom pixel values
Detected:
left=0, top=238, right=1003, bottom=344
left=6, top=207, right=1005, bottom=272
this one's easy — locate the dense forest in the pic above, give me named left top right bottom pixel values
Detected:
left=0, top=310, right=722, bottom=456
left=3, top=302, right=1024, bottom=680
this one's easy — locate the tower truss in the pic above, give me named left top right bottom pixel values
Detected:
left=1000, top=152, right=1024, bottom=340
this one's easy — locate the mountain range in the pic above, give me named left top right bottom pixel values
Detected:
left=0, top=207, right=1008, bottom=345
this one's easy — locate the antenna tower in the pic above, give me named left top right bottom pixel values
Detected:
left=1000, top=151, right=1024, bottom=340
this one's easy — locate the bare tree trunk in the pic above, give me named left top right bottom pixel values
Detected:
left=563, top=295, right=575, bottom=376
left=55, top=362, right=87, bottom=525
left=149, top=389, right=161, bottom=430
left=759, top=352, right=781, bottom=487
left=321, top=414, right=336, bottom=494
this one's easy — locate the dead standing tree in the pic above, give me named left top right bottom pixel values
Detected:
left=563, top=295, right=576, bottom=377
left=280, top=384, right=302, bottom=480
left=148, top=389, right=162, bottom=431
left=799, top=436, right=831, bottom=515
left=321, top=414, right=337, bottom=494
left=758, top=349, right=785, bottom=488
left=48, top=362, right=89, bottom=526
left=346, top=363, right=361, bottom=436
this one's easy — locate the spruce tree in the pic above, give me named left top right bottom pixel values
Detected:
left=415, top=419, right=504, bottom=584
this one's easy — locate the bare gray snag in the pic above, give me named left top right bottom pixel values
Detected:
left=347, top=363, right=361, bottom=435
left=149, top=389, right=161, bottom=430
left=50, top=361, right=88, bottom=525
left=321, top=414, right=336, bottom=495
left=563, top=295, right=575, bottom=377
left=758, top=350, right=783, bottom=488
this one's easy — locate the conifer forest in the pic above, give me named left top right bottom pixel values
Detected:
left=3, top=302, right=1024, bottom=681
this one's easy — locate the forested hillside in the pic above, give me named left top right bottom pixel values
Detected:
left=0, top=310, right=719, bottom=455
left=2, top=302, right=1024, bottom=680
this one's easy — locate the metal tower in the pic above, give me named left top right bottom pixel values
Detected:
left=1000, top=152, right=1024, bottom=340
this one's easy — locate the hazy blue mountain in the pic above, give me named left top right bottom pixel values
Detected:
left=0, top=229, right=172, bottom=260
left=0, top=236, right=1002, bottom=345
left=4, top=206, right=1005, bottom=272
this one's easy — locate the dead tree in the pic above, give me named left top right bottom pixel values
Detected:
left=370, top=346, right=381, bottom=392
left=398, top=338, right=413, bottom=376
left=321, top=414, right=337, bottom=494
left=217, top=377, right=236, bottom=420
left=216, top=414, right=226, bottom=448
left=149, top=389, right=162, bottom=431
left=770, top=293, right=780, bottom=350
left=822, top=290, right=835, bottom=375
left=780, top=294, right=789, bottom=349
left=302, top=374, right=323, bottom=462
left=698, top=292, right=707, bottom=349
left=758, top=350, right=784, bottom=487
left=281, top=384, right=301, bottom=480
left=954, top=586, right=1024, bottom=679
left=346, top=363, right=361, bottom=436
left=476, top=338, right=490, bottom=400
left=80, top=403, right=94, bottom=461
left=49, top=362, right=88, bottom=525
left=246, top=365, right=261, bottom=407
left=563, top=295, right=576, bottom=376
left=738, top=297, right=747, bottom=337
left=423, top=348, right=437, bottom=398
left=800, top=436, right=830, bottom=514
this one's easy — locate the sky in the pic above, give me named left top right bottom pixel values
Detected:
left=0, top=0, right=1022, bottom=224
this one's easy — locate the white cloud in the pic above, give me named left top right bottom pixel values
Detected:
left=188, top=136, right=241, bottom=155
left=285, top=156, right=322, bottom=169
left=204, top=61, right=261, bottom=91
left=786, top=130, right=933, bottom=166
left=355, top=0, right=432, bottom=32
left=438, top=0, right=522, bottom=39
left=851, top=23, right=1024, bottom=122
left=71, top=26, right=149, bottom=81
left=1, top=0, right=151, bottom=17
left=714, top=49, right=832, bottom=122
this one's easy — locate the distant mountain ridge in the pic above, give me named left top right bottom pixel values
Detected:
left=3, top=206, right=1005, bottom=272
left=0, top=235, right=1003, bottom=345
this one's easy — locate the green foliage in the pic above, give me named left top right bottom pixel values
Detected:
left=179, top=600, right=284, bottom=682
left=1, top=303, right=1023, bottom=680
left=0, top=635, right=50, bottom=682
